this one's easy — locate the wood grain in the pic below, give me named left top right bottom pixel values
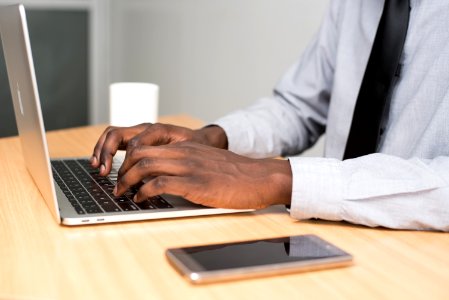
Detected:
left=0, top=115, right=448, bottom=300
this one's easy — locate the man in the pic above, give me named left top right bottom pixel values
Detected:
left=91, top=0, right=449, bottom=231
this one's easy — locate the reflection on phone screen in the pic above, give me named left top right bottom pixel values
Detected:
left=184, top=235, right=348, bottom=271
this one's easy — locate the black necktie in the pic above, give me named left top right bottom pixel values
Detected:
left=343, top=0, right=410, bottom=159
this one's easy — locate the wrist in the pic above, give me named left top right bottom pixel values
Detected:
left=265, top=159, right=293, bottom=206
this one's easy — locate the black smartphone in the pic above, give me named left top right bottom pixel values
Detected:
left=166, top=234, right=353, bottom=284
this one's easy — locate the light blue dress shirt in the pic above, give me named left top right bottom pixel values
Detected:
left=214, top=0, right=449, bottom=231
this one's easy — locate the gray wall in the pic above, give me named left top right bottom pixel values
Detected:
left=0, top=8, right=89, bottom=137
left=1, top=1, right=328, bottom=154
left=109, top=0, right=329, bottom=123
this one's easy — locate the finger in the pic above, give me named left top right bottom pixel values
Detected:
left=124, top=123, right=195, bottom=154
left=91, top=126, right=116, bottom=168
left=133, top=176, right=196, bottom=203
left=97, top=129, right=127, bottom=176
left=134, top=123, right=172, bottom=146
left=135, top=123, right=197, bottom=146
left=115, top=125, right=172, bottom=177
left=118, top=143, right=194, bottom=178
left=115, top=157, right=192, bottom=196
left=118, top=127, right=168, bottom=176
left=97, top=125, right=148, bottom=176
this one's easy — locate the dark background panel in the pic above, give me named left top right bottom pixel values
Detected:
left=0, top=9, right=89, bottom=137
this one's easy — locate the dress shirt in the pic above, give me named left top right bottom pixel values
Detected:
left=213, top=0, right=449, bottom=231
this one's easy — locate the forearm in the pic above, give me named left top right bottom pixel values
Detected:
left=212, top=97, right=322, bottom=159
left=289, top=154, right=449, bottom=231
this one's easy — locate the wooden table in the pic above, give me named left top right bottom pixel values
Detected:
left=0, top=115, right=448, bottom=300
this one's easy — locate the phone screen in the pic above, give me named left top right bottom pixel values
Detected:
left=166, top=235, right=352, bottom=283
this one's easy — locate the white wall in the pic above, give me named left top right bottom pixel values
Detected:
left=109, top=0, right=329, bottom=124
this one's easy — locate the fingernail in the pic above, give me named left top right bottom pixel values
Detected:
left=113, top=186, right=117, bottom=196
left=133, top=194, right=138, bottom=203
left=100, top=164, right=105, bottom=174
left=90, top=156, right=97, bottom=165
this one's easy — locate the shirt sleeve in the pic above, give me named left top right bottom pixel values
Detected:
left=213, top=1, right=341, bottom=158
left=289, top=154, right=449, bottom=231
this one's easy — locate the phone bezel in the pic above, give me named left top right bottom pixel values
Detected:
left=166, top=234, right=353, bottom=284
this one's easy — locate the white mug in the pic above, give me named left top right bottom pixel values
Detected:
left=109, top=82, right=159, bottom=127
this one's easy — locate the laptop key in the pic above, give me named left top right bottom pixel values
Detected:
left=53, top=159, right=176, bottom=215
left=73, top=205, right=86, bottom=215
left=118, top=202, right=139, bottom=211
left=113, top=196, right=129, bottom=203
left=136, top=200, right=156, bottom=210
left=150, top=196, right=173, bottom=209
left=85, top=206, right=103, bottom=214
left=101, top=203, right=121, bottom=213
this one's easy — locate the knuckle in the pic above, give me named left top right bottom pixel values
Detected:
left=181, top=141, right=198, bottom=149
left=137, top=182, right=156, bottom=199
left=177, top=142, right=196, bottom=155
left=151, top=123, right=163, bottom=130
left=137, top=158, right=154, bottom=169
left=105, top=129, right=120, bottom=142
left=105, top=126, right=120, bottom=138
left=185, top=159, right=199, bottom=170
left=127, top=137, right=140, bottom=149
left=150, top=123, right=167, bottom=134
left=135, top=189, right=146, bottom=201
left=105, top=125, right=116, bottom=132
left=152, top=177, right=167, bottom=190
left=177, top=140, right=190, bottom=146
left=128, top=144, right=143, bottom=158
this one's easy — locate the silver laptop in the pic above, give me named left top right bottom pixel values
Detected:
left=0, top=4, right=250, bottom=226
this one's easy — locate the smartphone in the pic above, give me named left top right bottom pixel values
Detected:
left=166, top=234, right=353, bottom=284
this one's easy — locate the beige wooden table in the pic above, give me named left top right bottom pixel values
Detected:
left=0, top=115, right=448, bottom=300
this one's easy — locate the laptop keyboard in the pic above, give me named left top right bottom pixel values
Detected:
left=51, top=159, right=173, bottom=215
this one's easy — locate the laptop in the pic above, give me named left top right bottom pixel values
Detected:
left=0, top=4, right=251, bottom=226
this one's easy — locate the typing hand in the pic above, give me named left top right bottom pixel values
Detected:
left=91, top=123, right=228, bottom=176
left=113, top=141, right=292, bottom=209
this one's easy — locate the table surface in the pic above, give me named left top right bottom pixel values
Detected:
left=0, top=115, right=448, bottom=300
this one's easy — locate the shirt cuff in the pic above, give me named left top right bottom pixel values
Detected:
left=289, top=156, right=345, bottom=222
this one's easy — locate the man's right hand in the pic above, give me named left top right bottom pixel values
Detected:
left=90, top=123, right=228, bottom=176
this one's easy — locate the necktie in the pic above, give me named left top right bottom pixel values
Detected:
left=343, top=0, right=410, bottom=159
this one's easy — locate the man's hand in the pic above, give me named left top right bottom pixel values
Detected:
left=113, top=142, right=292, bottom=209
left=91, top=123, right=228, bottom=176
